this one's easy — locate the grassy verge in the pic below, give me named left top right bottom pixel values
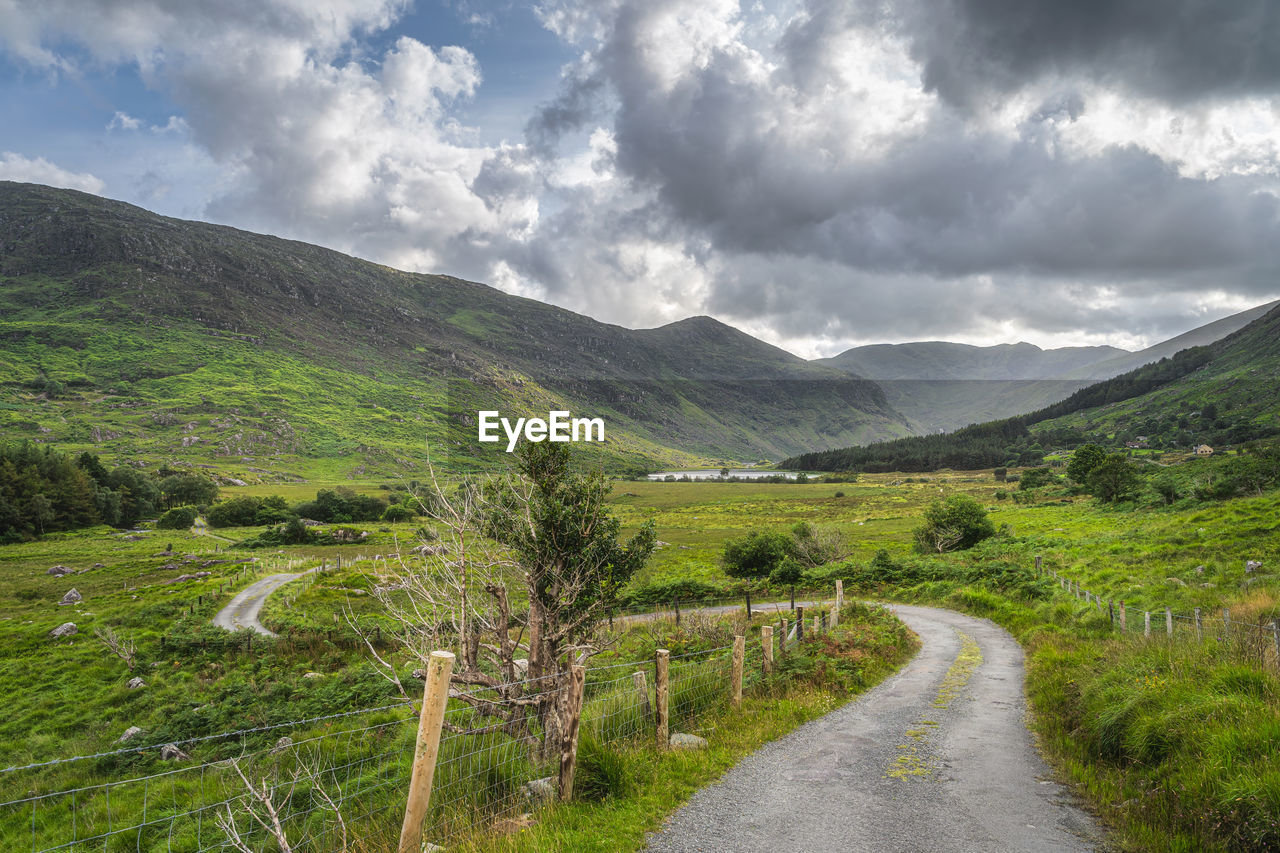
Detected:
left=880, top=576, right=1280, bottom=852
left=453, top=602, right=919, bottom=852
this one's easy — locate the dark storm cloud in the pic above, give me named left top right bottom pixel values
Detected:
left=890, top=0, right=1280, bottom=110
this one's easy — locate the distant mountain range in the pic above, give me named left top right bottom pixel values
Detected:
left=0, top=182, right=907, bottom=479
left=816, top=302, right=1277, bottom=433
left=2, top=181, right=1273, bottom=479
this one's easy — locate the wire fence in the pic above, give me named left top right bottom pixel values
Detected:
left=0, top=609, right=840, bottom=853
left=1041, top=563, right=1280, bottom=670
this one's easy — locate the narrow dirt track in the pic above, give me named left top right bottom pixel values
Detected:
left=644, top=603, right=1106, bottom=852
left=211, top=569, right=315, bottom=636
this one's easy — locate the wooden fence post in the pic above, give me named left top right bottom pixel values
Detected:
left=1165, top=608, right=1173, bottom=638
left=813, top=614, right=820, bottom=636
left=835, top=579, right=844, bottom=611
left=731, top=635, right=745, bottom=708
left=796, top=606, right=805, bottom=641
left=655, top=649, right=670, bottom=750
left=398, top=650, right=454, bottom=853
left=1144, top=611, right=1151, bottom=638
left=674, top=600, right=681, bottom=627
left=1223, top=608, right=1231, bottom=642
left=1119, top=601, right=1127, bottom=633
left=633, top=670, right=652, bottom=722
left=745, top=591, right=752, bottom=621
left=1194, top=607, right=1202, bottom=640
left=1035, top=555, right=1042, bottom=575
left=830, top=596, right=840, bottom=629
left=1272, top=619, right=1280, bottom=668
left=1108, top=599, right=1115, bottom=627
left=558, top=664, right=587, bottom=802
left=762, top=625, right=774, bottom=676
left=780, top=617, right=789, bottom=656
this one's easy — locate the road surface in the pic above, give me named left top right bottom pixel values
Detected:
left=211, top=569, right=315, bottom=636
left=644, top=603, right=1106, bottom=852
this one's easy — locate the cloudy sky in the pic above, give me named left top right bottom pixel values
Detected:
left=3, top=0, right=1279, bottom=357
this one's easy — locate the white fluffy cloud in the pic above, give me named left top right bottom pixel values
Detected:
left=0, top=152, right=105, bottom=194
left=4, top=0, right=1280, bottom=354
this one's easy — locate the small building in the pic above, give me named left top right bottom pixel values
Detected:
left=1196, top=444, right=1214, bottom=456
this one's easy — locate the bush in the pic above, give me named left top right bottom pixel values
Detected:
left=1019, top=467, right=1057, bottom=490
left=912, top=495, right=996, bottom=554
left=156, top=505, right=198, bottom=529
left=381, top=504, right=415, bottom=522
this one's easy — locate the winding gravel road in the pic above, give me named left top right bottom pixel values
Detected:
left=644, top=603, right=1106, bottom=852
left=211, top=569, right=316, bottom=636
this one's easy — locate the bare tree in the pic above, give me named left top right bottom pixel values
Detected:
left=93, top=625, right=136, bottom=671
left=215, top=759, right=347, bottom=853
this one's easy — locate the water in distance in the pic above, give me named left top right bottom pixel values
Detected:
left=646, top=469, right=810, bottom=481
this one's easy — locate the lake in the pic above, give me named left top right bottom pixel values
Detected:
left=646, top=469, right=810, bottom=480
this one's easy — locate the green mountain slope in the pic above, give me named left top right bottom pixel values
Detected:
left=0, top=182, right=911, bottom=479
left=783, top=302, right=1280, bottom=472
left=818, top=304, right=1275, bottom=433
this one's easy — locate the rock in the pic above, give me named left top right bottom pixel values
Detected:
left=49, top=622, right=77, bottom=639
left=58, top=588, right=82, bottom=606
left=670, top=733, right=709, bottom=750
left=127, top=676, right=146, bottom=689
left=46, top=565, right=74, bottom=576
left=422, top=844, right=445, bottom=853
left=118, top=726, right=144, bottom=743
left=271, top=736, right=293, bottom=754
left=521, top=776, right=556, bottom=804
left=1165, top=577, right=1187, bottom=587
left=160, top=743, right=190, bottom=761
left=1246, top=560, right=1263, bottom=573
left=92, top=563, right=105, bottom=568
left=1195, top=565, right=1206, bottom=575
left=1200, top=582, right=1216, bottom=588
left=411, top=668, right=426, bottom=680
left=168, top=572, right=212, bottom=584
left=302, top=671, right=323, bottom=679
left=513, top=658, right=530, bottom=678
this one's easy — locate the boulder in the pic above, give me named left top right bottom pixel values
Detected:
left=521, top=776, right=556, bottom=804
left=1195, top=565, right=1206, bottom=575
left=1165, top=577, right=1187, bottom=588
left=59, top=588, right=82, bottom=606
left=670, top=733, right=709, bottom=750
left=302, top=671, right=323, bottom=679
left=127, top=677, right=146, bottom=689
left=271, top=736, right=293, bottom=754
left=160, top=743, right=191, bottom=761
left=46, top=565, right=74, bottom=576
left=1246, top=560, right=1263, bottom=573
left=49, top=622, right=77, bottom=639
left=118, top=726, right=144, bottom=743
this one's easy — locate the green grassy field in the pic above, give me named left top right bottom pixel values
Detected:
left=2, top=456, right=1279, bottom=850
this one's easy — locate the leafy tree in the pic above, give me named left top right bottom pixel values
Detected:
left=382, top=504, right=415, bottom=522
left=254, top=495, right=293, bottom=525
left=104, top=467, right=160, bottom=527
left=158, top=474, right=219, bottom=509
left=1085, top=455, right=1141, bottom=503
left=913, top=495, right=996, bottom=554
left=156, top=505, right=199, bottom=529
left=1151, top=472, right=1182, bottom=505
left=486, top=442, right=656, bottom=758
left=993, top=467, right=1007, bottom=482
left=206, top=496, right=265, bottom=528
left=1018, top=467, right=1057, bottom=490
left=722, top=530, right=793, bottom=580
left=1067, top=444, right=1108, bottom=483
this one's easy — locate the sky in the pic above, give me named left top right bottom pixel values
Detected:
left=2, top=0, right=1279, bottom=359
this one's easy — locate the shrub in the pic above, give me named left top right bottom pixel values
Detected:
left=156, top=505, right=198, bottom=529
left=381, top=504, right=415, bottom=522
left=912, top=495, right=996, bottom=554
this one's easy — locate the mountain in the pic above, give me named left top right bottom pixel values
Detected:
left=0, top=182, right=911, bottom=479
left=817, top=304, right=1276, bottom=433
left=782, top=301, right=1280, bottom=472
left=1064, top=300, right=1280, bottom=379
